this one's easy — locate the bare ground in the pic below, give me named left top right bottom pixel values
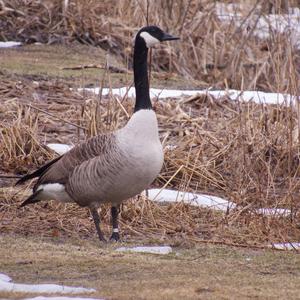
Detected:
left=0, top=43, right=196, bottom=89
left=0, top=235, right=300, bottom=300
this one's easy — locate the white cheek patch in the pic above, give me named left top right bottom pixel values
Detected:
left=140, top=32, right=160, bottom=48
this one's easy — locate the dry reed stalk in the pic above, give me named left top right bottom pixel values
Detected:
left=0, top=105, right=54, bottom=173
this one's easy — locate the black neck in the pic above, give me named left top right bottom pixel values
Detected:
left=133, top=37, right=152, bottom=112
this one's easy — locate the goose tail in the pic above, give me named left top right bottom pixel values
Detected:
left=19, top=190, right=43, bottom=207
left=15, top=155, right=62, bottom=186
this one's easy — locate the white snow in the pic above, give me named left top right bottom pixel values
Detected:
left=256, top=208, right=291, bottom=217
left=215, top=4, right=300, bottom=49
left=47, top=143, right=73, bottom=155
left=0, top=41, right=22, bottom=48
left=24, top=297, right=103, bottom=300
left=80, top=87, right=297, bottom=106
left=270, top=243, right=300, bottom=250
left=0, top=273, right=12, bottom=282
left=164, top=144, right=177, bottom=151
left=146, top=188, right=292, bottom=217
left=116, top=246, right=172, bottom=255
left=0, top=273, right=96, bottom=294
left=146, top=188, right=235, bottom=212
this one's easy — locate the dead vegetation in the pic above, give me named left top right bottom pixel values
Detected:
left=0, top=0, right=300, bottom=249
left=0, top=76, right=299, bottom=248
left=1, top=0, right=299, bottom=91
left=0, top=104, right=54, bottom=173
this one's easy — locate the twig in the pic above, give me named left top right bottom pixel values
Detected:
left=60, top=64, right=129, bottom=73
left=25, top=104, right=86, bottom=130
left=151, top=165, right=184, bottom=201
left=0, top=174, right=22, bottom=178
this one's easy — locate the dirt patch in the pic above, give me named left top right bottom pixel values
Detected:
left=0, top=44, right=198, bottom=89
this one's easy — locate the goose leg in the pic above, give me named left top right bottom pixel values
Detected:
left=110, top=205, right=120, bottom=241
left=90, top=207, right=106, bottom=242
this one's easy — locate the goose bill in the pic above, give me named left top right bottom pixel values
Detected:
left=161, top=33, right=180, bottom=41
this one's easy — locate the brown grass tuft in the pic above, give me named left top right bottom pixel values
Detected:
left=0, top=104, right=54, bottom=173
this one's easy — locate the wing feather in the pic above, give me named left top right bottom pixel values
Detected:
left=17, top=133, right=116, bottom=194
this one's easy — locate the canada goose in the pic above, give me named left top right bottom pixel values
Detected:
left=16, top=26, right=179, bottom=242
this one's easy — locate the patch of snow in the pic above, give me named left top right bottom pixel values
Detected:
left=0, top=274, right=96, bottom=294
left=270, top=243, right=300, bottom=250
left=80, top=87, right=297, bottom=106
left=164, top=144, right=177, bottom=151
left=116, top=246, right=172, bottom=255
left=256, top=208, right=291, bottom=217
left=146, top=188, right=292, bottom=217
left=47, top=143, right=73, bottom=155
left=146, top=188, right=235, bottom=212
left=215, top=3, right=300, bottom=49
left=24, top=297, right=103, bottom=300
left=0, top=273, right=12, bottom=282
left=0, top=41, right=22, bottom=48
left=289, top=7, right=300, bottom=16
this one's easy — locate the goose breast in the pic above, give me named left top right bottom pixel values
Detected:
left=66, top=110, right=163, bottom=206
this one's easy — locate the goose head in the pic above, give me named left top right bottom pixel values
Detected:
left=136, top=26, right=179, bottom=48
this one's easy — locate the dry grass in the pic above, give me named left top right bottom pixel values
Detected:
left=0, top=105, right=54, bottom=173
left=0, top=1, right=300, bottom=249
left=0, top=74, right=299, bottom=248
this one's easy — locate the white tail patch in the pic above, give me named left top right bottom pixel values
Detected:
left=47, top=143, right=73, bottom=155
left=37, top=183, right=72, bottom=203
left=140, top=32, right=160, bottom=47
left=38, top=183, right=65, bottom=192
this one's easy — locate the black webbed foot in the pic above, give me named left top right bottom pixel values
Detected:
left=110, top=231, right=120, bottom=242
